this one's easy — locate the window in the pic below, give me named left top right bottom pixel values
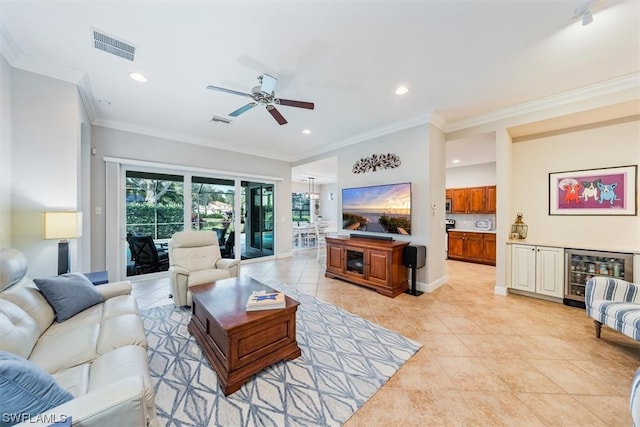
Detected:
left=292, top=193, right=310, bottom=222
left=125, top=172, right=184, bottom=239
left=191, top=177, right=235, bottom=232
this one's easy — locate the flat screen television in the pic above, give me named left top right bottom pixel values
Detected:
left=342, top=182, right=411, bottom=235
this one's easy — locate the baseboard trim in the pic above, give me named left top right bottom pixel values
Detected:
left=494, top=286, right=508, bottom=296
left=276, top=252, right=293, bottom=259
left=413, top=274, right=447, bottom=293
left=508, top=288, right=562, bottom=303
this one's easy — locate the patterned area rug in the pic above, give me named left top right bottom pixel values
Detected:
left=141, top=279, right=421, bottom=426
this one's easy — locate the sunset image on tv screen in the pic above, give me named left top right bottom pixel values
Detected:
left=342, top=182, right=411, bottom=235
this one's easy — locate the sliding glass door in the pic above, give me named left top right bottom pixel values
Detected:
left=191, top=177, right=236, bottom=259
left=124, top=171, right=183, bottom=276
left=122, top=169, right=277, bottom=277
left=244, top=181, right=274, bottom=259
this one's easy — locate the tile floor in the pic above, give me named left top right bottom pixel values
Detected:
left=131, top=250, right=640, bottom=426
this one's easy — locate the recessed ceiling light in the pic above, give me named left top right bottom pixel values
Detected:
left=395, top=86, right=409, bottom=95
left=302, top=129, right=311, bottom=134
left=452, top=159, right=461, bottom=164
left=129, top=72, right=147, bottom=82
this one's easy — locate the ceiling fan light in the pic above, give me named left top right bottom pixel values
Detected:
left=581, top=11, right=593, bottom=25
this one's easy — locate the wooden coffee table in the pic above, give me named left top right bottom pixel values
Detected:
left=187, top=276, right=301, bottom=396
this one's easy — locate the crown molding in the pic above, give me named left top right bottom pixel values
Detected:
left=11, top=55, right=85, bottom=85
left=0, top=27, right=84, bottom=83
left=0, top=23, right=20, bottom=66
left=428, top=112, right=446, bottom=131
left=77, top=74, right=97, bottom=123
left=92, top=119, right=296, bottom=162
left=444, top=72, right=640, bottom=132
left=294, top=111, right=445, bottom=161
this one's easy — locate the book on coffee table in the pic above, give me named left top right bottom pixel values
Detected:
left=246, top=290, right=286, bottom=311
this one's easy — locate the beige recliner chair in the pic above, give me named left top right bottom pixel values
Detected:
left=168, top=231, right=241, bottom=307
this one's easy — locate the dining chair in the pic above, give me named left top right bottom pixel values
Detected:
left=315, top=222, right=328, bottom=261
left=306, top=223, right=317, bottom=247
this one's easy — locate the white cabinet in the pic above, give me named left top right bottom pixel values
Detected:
left=511, top=244, right=564, bottom=299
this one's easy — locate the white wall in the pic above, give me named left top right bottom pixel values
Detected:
left=79, top=121, right=91, bottom=272
left=11, top=69, right=83, bottom=278
left=325, top=123, right=447, bottom=288
left=0, top=55, right=11, bottom=248
left=446, top=162, right=496, bottom=188
left=318, top=182, right=338, bottom=227
left=511, top=119, right=640, bottom=252
left=291, top=182, right=309, bottom=193
left=426, top=123, right=448, bottom=285
left=91, top=126, right=293, bottom=271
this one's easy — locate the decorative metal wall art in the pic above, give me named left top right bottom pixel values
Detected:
left=352, top=153, right=401, bottom=174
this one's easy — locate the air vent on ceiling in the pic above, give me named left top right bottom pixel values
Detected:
left=92, top=28, right=136, bottom=61
left=211, top=115, right=231, bottom=124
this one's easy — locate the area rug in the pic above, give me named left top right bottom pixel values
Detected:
left=141, top=279, right=421, bottom=426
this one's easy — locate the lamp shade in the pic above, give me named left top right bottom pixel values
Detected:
left=43, top=212, right=82, bottom=240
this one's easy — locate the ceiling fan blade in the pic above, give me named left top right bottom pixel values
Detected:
left=229, top=103, right=257, bottom=117
left=267, top=105, right=288, bottom=125
left=260, top=74, right=278, bottom=94
left=277, top=98, right=315, bottom=110
left=206, top=85, right=251, bottom=97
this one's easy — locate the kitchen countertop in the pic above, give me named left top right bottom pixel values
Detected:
left=506, top=239, right=640, bottom=254
left=448, top=228, right=496, bottom=234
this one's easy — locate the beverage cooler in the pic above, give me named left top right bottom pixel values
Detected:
left=564, top=248, right=634, bottom=308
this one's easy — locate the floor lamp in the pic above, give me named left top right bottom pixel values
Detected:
left=43, top=212, right=82, bottom=275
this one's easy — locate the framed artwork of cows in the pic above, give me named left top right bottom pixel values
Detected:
left=549, top=165, right=637, bottom=216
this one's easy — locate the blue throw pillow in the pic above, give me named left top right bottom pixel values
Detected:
left=34, top=273, right=104, bottom=322
left=0, top=351, right=73, bottom=426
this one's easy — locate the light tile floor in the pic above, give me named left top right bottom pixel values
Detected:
left=131, top=250, right=640, bottom=426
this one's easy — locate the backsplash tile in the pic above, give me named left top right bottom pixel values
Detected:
left=446, top=214, right=496, bottom=230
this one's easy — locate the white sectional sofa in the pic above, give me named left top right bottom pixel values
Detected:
left=0, top=248, right=158, bottom=426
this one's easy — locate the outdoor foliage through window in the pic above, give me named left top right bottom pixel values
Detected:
left=191, top=177, right=235, bottom=232
left=292, top=193, right=310, bottom=223
left=126, top=172, right=184, bottom=239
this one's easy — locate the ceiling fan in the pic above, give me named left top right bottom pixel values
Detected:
left=206, top=74, right=314, bottom=125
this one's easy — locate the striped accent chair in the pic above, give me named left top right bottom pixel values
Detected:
left=632, top=367, right=640, bottom=427
left=585, top=276, right=640, bottom=340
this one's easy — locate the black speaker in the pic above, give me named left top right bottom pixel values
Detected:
left=403, top=245, right=426, bottom=269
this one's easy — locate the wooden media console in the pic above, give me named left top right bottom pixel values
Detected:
left=324, top=236, right=410, bottom=297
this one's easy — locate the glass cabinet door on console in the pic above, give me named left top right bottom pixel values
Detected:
left=565, top=249, right=634, bottom=306
left=345, top=249, right=365, bottom=277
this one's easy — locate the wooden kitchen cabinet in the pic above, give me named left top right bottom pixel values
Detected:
left=450, top=188, right=470, bottom=213
left=483, top=233, right=496, bottom=264
left=448, top=231, right=496, bottom=265
left=325, top=236, right=409, bottom=297
left=485, top=185, right=496, bottom=213
left=448, top=186, right=494, bottom=214
left=468, top=187, right=486, bottom=213
left=447, top=232, right=465, bottom=258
